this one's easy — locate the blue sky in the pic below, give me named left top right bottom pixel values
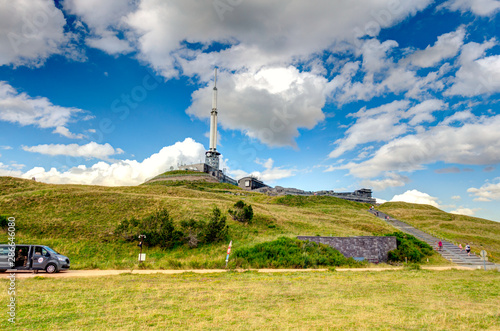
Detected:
left=1, top=0, right=499, bottom=221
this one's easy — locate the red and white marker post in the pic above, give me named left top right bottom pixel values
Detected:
left=225, top=241, right=232, bottom=268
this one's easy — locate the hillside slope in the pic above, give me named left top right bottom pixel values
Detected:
left=2, top=177, right=497, bottom=268
left=1, top=176, right=395, bottom=269
left=379, top=202, right=500, bottom=262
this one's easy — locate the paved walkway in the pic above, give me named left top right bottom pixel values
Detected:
left=369, top=209, right=499, bottom=270
left=0, top=265, right=477, bottom=279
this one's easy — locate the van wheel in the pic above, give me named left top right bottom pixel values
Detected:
left=45, top=264, right=57, bottom=274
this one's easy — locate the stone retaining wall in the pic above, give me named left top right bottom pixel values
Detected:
left=297, top=236, right=397, bottom=263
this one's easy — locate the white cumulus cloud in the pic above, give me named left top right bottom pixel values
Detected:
left=229, top=158, right=296, bottom=183
left=187, top=67, right=327, bottom=147
left=330, top=113, right=500, bottom=178
left=361, top=173, right=410, bottom=191
left=20, top=138, right=207, bottom=186
left=0, top=0, right=68, bottom=66
left=0, top=162, right=23, bottom=177
left=122, top=0, right=432, bottom=79
left=52, top=126, right=86, bottom=139
left=446, top=40, right=500, bottom=97
left=449, top=207, right=480, bottom=216
left=85, top=31, right=133, bottom=55
left=58, top=0, right=439, bottom=147
left=22, top=142, right=124, bottom=160
left=467, top=180, right=500, bottom=201
left=391, top=189, right=440, bottom=208
left=0, top=81, right=86, bottom=136
left=64, top=0, right=135, bottom=55
left=329, top=99, right=447, bottom=159
left=407, top=27, right=465, bottom=68
left=440, top=0, right=500, bottom=16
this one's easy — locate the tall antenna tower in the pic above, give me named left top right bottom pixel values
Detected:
left=205, top=68, right=220, bottom=170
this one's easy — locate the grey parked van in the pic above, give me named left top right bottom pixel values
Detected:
left=0, top=245, right=70, bottom=273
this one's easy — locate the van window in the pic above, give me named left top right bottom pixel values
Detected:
left=44, top=246, right=59, bottom=255
left=34, top=246, right=50, bottom=256
left=0, top=247, right=9, bottom=256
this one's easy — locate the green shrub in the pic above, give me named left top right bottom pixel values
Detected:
left=180, top=218, right=205, bottom=248
left=202, top=207, right=228, bottom=244
left=233, top=237, right=360, bottom=268
left=116, top=207, right=230, bottom=249
left=0, top=215, right=8, bottom=229
left=115, top=208, right=183, bottom=249
left=228, top=200, right=254, bottom=223
left=385, top=232, right=434, bottom=263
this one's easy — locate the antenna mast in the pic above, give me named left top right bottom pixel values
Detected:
left=210, top=68, right=218, bottom=150
left=205, top=67, right=221, bottom=170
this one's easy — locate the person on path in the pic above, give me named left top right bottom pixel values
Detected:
left=438, top=240, right=443, bottom=251
left=465, top=244, right=471, bottom=256
left=435, top=241, right=438, bottom=250
left=459, top=243, right=463, bottom=252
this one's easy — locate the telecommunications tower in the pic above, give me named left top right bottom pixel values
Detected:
left=205, top=68, right=220, bottom=170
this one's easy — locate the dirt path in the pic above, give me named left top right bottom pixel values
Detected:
left=1, top=266, right=476, bottom=279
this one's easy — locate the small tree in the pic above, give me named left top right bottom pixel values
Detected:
left=115, top=208, right=183, bottom=249
left=0, top=215, right=8, bottom=230
left=203, top=207, right=228, bottom=244
left=228, top=200, right=254, bottom=223
left=180, top=219, right=205, bottom=248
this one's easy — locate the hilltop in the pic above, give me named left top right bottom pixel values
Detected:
left=144, top=170, right=221, bottom=185
left=1, top=176, right=498, bottom=268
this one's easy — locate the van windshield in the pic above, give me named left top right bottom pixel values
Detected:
left=44, top=246, right=60, bottom=255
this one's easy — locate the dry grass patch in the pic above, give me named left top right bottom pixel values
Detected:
left=1, top=269, right=498, bottom=330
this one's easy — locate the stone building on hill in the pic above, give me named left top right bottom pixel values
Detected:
left=238, top=176, right=269, bottom=190
left=253, top=185, right=376, bottom=204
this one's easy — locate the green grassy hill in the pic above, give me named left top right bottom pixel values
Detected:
left=144, top=170, right=220, bottom=185
left=1, top=176, right=497, bottom=268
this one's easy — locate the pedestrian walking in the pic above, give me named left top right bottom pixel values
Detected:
left=438, top=240, right=443, bottom=251
left=459, top=243, right=463, bottom=252
left=465, top=243, right=471, bottom=256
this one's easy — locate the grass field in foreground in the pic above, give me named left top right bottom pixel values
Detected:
left=1, top=269, right=499, bottom=330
